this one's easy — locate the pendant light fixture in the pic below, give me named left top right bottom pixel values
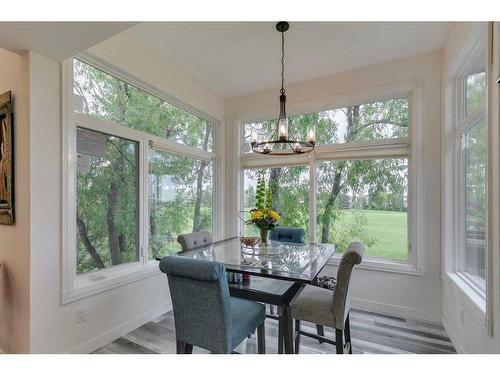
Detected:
left=251, top=21, right=315, bottom=155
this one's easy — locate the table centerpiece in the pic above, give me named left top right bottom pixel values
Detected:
left=242, top=171, right=281, bottom=245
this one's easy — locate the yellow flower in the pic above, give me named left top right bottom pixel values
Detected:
left=251, top=210, right=264, bottom=220
left=269, top=210, right=281, bottom=220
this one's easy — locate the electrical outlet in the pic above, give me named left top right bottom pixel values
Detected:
left=76, top=307, right=87, bottom=324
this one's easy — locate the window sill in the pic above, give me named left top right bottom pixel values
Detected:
left=62, top=261, right=161, bottom=304
left=444, top=272, right=486, bottom=324
left=327, top=255, right=421, bottom=276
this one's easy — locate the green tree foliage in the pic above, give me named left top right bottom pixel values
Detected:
left=465, top=72, right=486, bottom=116
left=244, top=97, right=409, bottom=256
left=74, top=59, right=213, bottom=272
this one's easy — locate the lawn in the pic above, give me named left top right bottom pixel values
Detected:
left=335, top=209, right=408, bottom=261
left=243, top=207, right=408, bottom=260
left=161, top=209, right=408, bottom=261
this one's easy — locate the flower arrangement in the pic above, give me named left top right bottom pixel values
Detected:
left=245, top=171, right=281, bottom=243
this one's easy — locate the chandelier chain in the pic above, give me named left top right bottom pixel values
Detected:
left=250, top=22, right=315, bottom=155
left=281, top=31, right=285, bottom=95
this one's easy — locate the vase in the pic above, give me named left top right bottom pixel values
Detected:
left=259, top=228, right=269, bottom=244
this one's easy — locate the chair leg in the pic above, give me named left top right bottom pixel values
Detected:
left=176, top=340, right=187, bottom=354
left=316, top=324, right=325, bottom=343
left=294, top=320, right=301, bottom=354
left=335, top=329, right=344, bottom=354
left=257, top=322, right=266, bottom=354
left=248, top=328, right=255, bottom=339
left=344, top=314, right=352, bottom=354
left=269, top=304, right=275, bottom=315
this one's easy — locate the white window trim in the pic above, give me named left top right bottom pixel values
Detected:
left=236, top=80, right=424, bottom=275
left=443, top=24, right=494, bottom=333
left=453, top=30, right=489, bottom=310
left=62, top=57, right=220, bottom=304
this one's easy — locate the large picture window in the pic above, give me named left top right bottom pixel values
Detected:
left=316, top=158, right=408, bottom=260
left=243, top=97, right=408, bottom=153
left=76, top=128, right=139, bottom=273
left=73, top=59, right=214, bottom=151
left=243, top=166, right=310, bottom=240
left=65, top=57, right=217, bottom=300
left=149, top=150, right=213, bottom=258
left=455, top=40, right=487, bottom=292
left=241, top=94, right=412, bottom=266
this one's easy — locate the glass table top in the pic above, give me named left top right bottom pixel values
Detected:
left=178, top=237, right=336, bottom=283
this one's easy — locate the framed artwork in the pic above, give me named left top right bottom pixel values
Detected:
left=0, top=91, right=14, bottom=224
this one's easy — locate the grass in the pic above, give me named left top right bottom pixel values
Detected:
left=335, top=209, right=408, bottom=261
left=242, top=208, right=408, bottom=261
left=158, top=209, right=408, bottom=261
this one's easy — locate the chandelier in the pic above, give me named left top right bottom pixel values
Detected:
left=251, top=21, right=315, bottom=155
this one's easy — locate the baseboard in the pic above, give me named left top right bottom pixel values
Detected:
left=68, top=302, right=172, bottom=354
left=351, top=297, right=439, bottom=324
left=442, top=314, right=465, bottom=354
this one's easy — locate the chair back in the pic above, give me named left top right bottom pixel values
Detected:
left=332, top=242, right=364, bottom=329
left=269, top=227, right=305, bottom=243
left=159, top=256, right=232, bottom=353
left=177, top=231, right=213, bottom=251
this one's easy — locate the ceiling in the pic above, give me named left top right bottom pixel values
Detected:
left=0, top=22, right=136, bottom=61
left=125, top=22, right=452, bottom=98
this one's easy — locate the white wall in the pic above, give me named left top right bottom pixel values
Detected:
left=441, top=22, right=500, bottom=353
left=0, top=48, right=30, bottom=353
left=225, top=51, right=443, bottom=323
left=28, top=33, right=225, bottom=353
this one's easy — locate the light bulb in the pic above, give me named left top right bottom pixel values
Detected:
left=307, top=127, right=315, bottom=143
left=278, top=118, right=288, bottom=140
left=251, top=130, right=257, bottom=144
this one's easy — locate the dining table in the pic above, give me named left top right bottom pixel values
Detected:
left=172, top=236, right=336, bottom=354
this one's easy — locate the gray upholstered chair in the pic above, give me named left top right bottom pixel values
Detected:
left=159, top=256, right=266, bottom=354
left=290, top=242, right=364, bottom=354
left=269, top=227, right=305, bottom=243
left=177, top=231, right=213, bottom=251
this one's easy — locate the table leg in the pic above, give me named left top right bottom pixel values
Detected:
left=278, top=310, right=284, bottom=354
left=282, top=305, right=294, bottom=354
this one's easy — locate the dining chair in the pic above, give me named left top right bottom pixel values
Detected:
left=290, top=242, right=364, bottom=354
left=177, top=231, right=213, bottom=251
left=159, top=255, right=267, bottom=354
left=269, top=227, right=305, bottom=243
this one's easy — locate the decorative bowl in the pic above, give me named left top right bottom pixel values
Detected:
left=240, top=236, right=260, bottom=247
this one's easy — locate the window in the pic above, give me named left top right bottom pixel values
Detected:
left=73, top=59, right=214, bottom=151
left=243, top=166, right=310, bottom=240
left=241, top=94, right=412, bottom=267
left=463, top=119, right=486, bottom=286
left=65, top=57, right=217, bottom=301
left=243, top=97, right=408, bottom=153
left=465, top=72, right=486, bottom=116
left=149, top=150, right=213, bottom=258
left=76, top=128, right=139, bottom=273
left=316, top=158, right=408, bottom=260
left=455, top=40, right=487, bottom=292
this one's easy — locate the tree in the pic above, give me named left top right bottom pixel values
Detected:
left=74, top=59, right=214, bottom=271
left=244, top=97, right=409, bottom=251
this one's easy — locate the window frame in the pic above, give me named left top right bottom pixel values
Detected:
left=62, top=55, right=219, bottom=303
left=237, top=80, right=424, bottom=275
left=452, top=32, right=489, bottom=300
